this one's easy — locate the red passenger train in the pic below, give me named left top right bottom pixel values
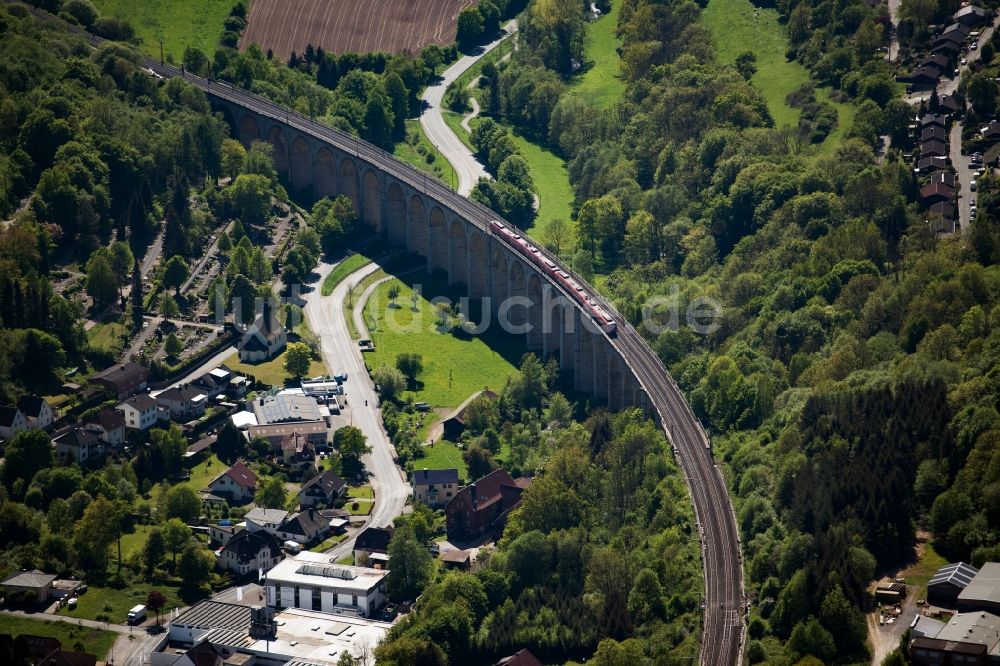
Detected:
left=489, top=221, right=617, bottom=336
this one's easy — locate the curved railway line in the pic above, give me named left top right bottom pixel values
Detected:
left=21, top=7, right=746, bottom=662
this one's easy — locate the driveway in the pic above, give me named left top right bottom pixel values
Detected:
left=302, top=258, right=411, bottom=559
left=420, top=21, right=518, bottom=195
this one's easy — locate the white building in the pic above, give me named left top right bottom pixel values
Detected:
left=17, top=396, right=54, bottom=430
left=0, top=406, right=27, bottom=439
left=244, top=508, right=289, bottom=537
left=205, top=460, right=257, bottom=504
left=83, top=408, right=126, bottom=447
left=54, top=428, right=103, bottom=464
left=238, top=301, right=286, bottom=362
left=264, top=551, right=389, bottom=618
left=118, top=394, right=158, bottom=430
left=217, top=529, right=283, bottom=577
left=156, top=385, right=208, bottom=421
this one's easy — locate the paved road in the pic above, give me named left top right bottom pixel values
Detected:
left=150, top=344, right=237, bottom=396
left=303, top=258, right=410, bottom=559
left=888, top=0, right=901, bottom=61
left=420, top=22, right=517, bottom=195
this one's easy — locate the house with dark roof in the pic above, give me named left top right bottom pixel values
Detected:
left=91, top=362, right=149, bottom=400
left=17, top=396, right=53, bottom=430
left=931, top=39, right=962, bottom=56
left=412, top=468, right=460, bottom=508
left=929, top=562, right=980, bottom=606
left=445, top=469, right=526, bottom=540
left=922, top=114, right=948, bottom=129
left=298, top=469, right=347, bottom=508
left=156, top=385, right=207, bottom=421
left=930, top=170, right=957, bottom=188
left=903, top=67, right=941, bottom=87
left=0, top=406, right=27, bottom=439
left=495, top=649, right=544, bottom=666
left=238, top=301, right=286, bottom=363
left=275, top=508, right=330, bottom=546
left=82, top=408, right=125, bottom=446
left=921, top=139, right=949, bottom=158
left=921, top=126, right=948, bottom=143
left=921, top=181, right=956, bottom=205
left=218, top=529, right=283, bottom=577
left=937, top=22, right=971, bottom=45
left=938, top=94, right=961, bottom=115
left=920, top=54, right=952, bottom=74
left=955, top=4, right=988, bottom=26
left=155, top=639, right=225, bottom=666
left=205, top=460, right=257, bottom=504
left=118, top=393, right=158, bottom=430
left=918, top=155, right=950, bottom=172
left=354, top=526, right=394, bottom=567
left=982, top=120, right=1000, bottom=141
left=54, top=428, right=103, bottom=465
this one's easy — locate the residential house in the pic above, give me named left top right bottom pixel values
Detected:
left=238, top=301, right=286, bottom=362
left=982, top=120, right=1000, bottom=141
left=263, top=552, right=388, bottom=618
left=91, top=362, right=149, bottom=400
left=118, top=394, right=158, bottom=431
left=298, top=469, right=347, bottom=508
left=937, top=22, right=971, bottom=46
left=921, top=139, right=949, bottom=158
left=276, top=508, right=330, bottom=546
left=0, top=635, right=97, bottom=666
left=209, top=521, right=238, bottom=546
left=929, top=562, right=979, bottom=606
left=921, top=126, right=948, bottom=143
left=82, top=408, right=125, bottom=447
left=920, top=181, right=956, bottom=205
left=918, top=155, right=950, bottom=172
left=445, top=469, right=527, bottom=540
left=955, top=4, right=988, bottom=26
left=495, top=649, right=544, bottom=666
left=280, top=432, right=316, bottom=466
left=190, top=374, right=226, bottom=401
left=412, top=468, right=460, bottom=508
left=54, top=428, right=103, bottom=465
left=353, top=526, right=393, bottom=568
left=904, top=67, right=941, bottom=87
left=1, top=569, right=57, bottom=603
left=184, top=434, right=216, bottom=465
left=930, top=170, right=957, bottom=188
left=929, top=202, right=957, bottom=228
left=0, top=406, right=27, bottom=439
left=919, top=54, right=952, bottom=74
left=156, top=385, right=207, bottom=421
left=245, top=422, right=328, bottom=450
left=938, top=94, right=962, bottom=115
left=245, top=508, right=290, bottom=536
left=921, top=114, right=948, bottom=129
left=931, top=39, right=962, bottom=56
left=442, top=549, right=471, bottom=570
left=205, top=460, right=257, bottom=504
left=218, top=529, right=283, bottom=577
left=155, top=640, right=225, bottom=666
left=17, top=396, right=53, bottom=430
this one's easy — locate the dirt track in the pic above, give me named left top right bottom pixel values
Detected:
left=241, top=0, right=477, bottom=58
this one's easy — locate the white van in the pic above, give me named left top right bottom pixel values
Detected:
left=127, top=604, right=146, bottom=624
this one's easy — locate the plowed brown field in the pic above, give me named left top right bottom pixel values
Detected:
left=241, top=0, right=477, bottom=58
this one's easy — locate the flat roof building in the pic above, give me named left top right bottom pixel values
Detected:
left=263, top=551, right=388, bottom=619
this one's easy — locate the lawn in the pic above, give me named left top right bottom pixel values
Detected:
left=321, top=253, right=373, bottom=297
left=443, top=110, right=475, bottom=151
left=223, top=351, right=326, bottom=388
left=309, top=532, right=348, bottom=552
left=509, top=131, right=576, bottom=246
left=91, top=0, right=240, bottom=62
left=57, top=582, right=186, bottom=624
left=346, top=499, right=374, bottom=515
left=117, top=524, right=155, bottom=561
left=86, top=322, right=126, bottom=353
left=0, top=615, right=117, bottom=659
left=568, top=2, right=626, bottom=109
left=413, top=441, right=468, bottom=481
left=701, top=0, right=853, bottom=154
left=393, top=120, right=458, bottom=190
left=363, top=273, right=519, bottom=408
left=901, top=538, right=949, bottom=601
left=347, top=485, right=374, bottom=499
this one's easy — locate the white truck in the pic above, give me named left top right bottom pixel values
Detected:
left=127, top=604, right=146, bottom=625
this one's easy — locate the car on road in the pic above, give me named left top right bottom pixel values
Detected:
left=962, top=57, right=969, bottom=65
left=971, top=42, right=978, bottom=50
left=971, top=180, right=978, bottom=192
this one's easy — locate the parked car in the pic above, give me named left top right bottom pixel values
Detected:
left=971, top=42, right=978, bottom=50
left=66, top=597, right=78, bottom=608
left=971, top=180, right=978, bottom=192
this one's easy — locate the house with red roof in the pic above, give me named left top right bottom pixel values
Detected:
left=205, top=460, right=257, bottom=504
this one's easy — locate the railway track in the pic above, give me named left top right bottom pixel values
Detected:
left=18, top=7, right=746, bottom=661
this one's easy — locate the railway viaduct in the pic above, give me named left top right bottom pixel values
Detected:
left=216, top=100, right=649, bottom=412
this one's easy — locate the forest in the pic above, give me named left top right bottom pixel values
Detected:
left=438, top=0, right=1000, bottom=662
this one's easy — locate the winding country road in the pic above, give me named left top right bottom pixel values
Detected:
left=420, top=21, right=517, bottom=195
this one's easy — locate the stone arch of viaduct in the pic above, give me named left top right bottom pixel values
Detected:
left=226, top=105, right=648, bottom=412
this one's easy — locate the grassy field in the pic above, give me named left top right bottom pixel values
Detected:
left=0, top=615, right=118, bottom=659
left=363, top=273, right=519, bottom=408
left=57, top=582, right=185, bottom=623
left=901, top=538, right=949, bottom=601
left=394, top=120, right=458, bottom=190
left=347, top=485, right=374, bottom=499
left=569, top=2, right=626, bottom=108
left=701, top=0, right=853, bottom=154
left=223, top=351, right=326, bottom=387
left=322, top=253, right=373, bottom=297
left=91, top=0, right=239, bottom=61
left=443, top=110, right=475, bottom=151
left=309, top=532, right=348, bottom=552
left=86, top=322, right=126, bottom=353
left=413, top=441, right=468, bottom=481
left=509, top=131, right=576, bottom=245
